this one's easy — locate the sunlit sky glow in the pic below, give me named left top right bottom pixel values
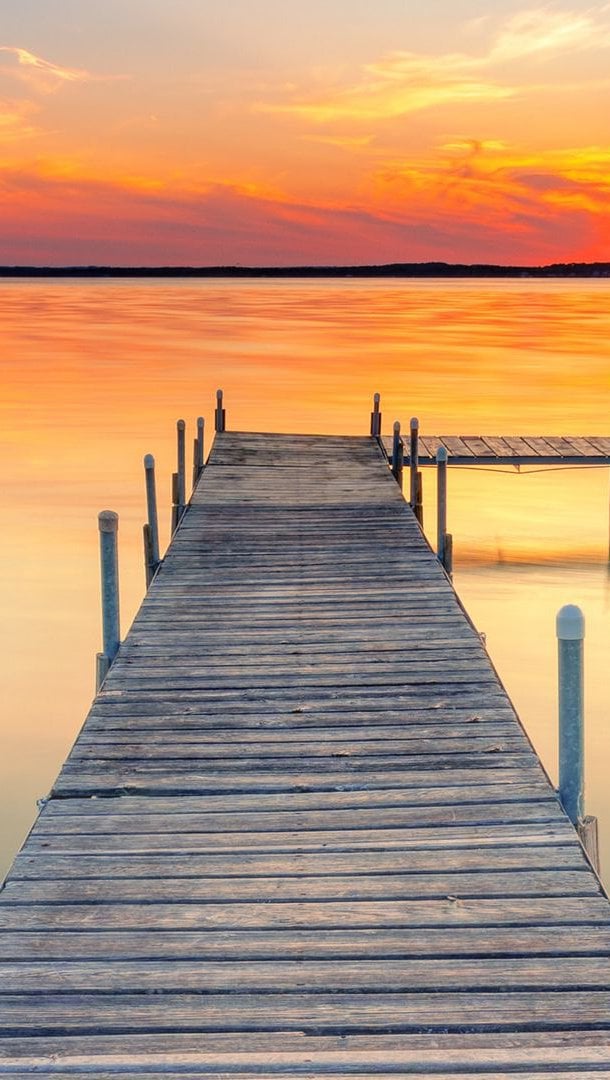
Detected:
left=1, top=0, right=609, bottom=265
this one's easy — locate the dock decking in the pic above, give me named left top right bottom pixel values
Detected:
left=382, top=432, right=610, bottom=465
left=1, top=432, right=610, bottom=1076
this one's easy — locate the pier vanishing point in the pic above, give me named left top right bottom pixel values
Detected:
left=2, top=397, right=610, bottom=1076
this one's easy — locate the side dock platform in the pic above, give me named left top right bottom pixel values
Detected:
left=1, top=432, right=610, bottom=1076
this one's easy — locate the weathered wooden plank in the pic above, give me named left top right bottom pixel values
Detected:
left=67, top=737, right=529, bottom=762
left=3, top=956, right=610, bottom=993
left=21, top=820, right=574, bottom=855
left=459, top=437, right=497, bottom=458
left=1, top=924, right=605, bottom=961
left=5, top=1032, right=610, bottom=1072
left=30, top=800, right=563, bottom=835
left=3, top=869, right=598, bottom=905
left=4, top=894, right=606, bottom=932
left=3, top=990, right=610, bottom=1033
left=52, top=766, right=551, bottom=797
left=11, top=844, right=587, bottom=881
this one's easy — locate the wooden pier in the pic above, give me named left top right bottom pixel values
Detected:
left=384, top=432, right=610, bottom=466
left=2, top=429, right=610, bottom=1075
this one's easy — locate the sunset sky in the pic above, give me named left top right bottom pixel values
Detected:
left=1, top=0, right=609, bottom=265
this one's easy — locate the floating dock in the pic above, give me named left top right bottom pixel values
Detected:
left=1, top=427, right=610, bottom=1075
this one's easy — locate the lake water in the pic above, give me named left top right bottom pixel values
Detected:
left=1, top=277, right=610, bottom=881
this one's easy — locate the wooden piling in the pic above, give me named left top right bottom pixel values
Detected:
left=215, top=389, right=226, bottom=433
left=143, top=454, right=160, bottom=571
left=578, top=815, right=600, bottom=875
left=176, top=420, right=186, bottom=518
left=370, top=393, right=381, bottom=438
left=97, top=510, right=120, bottom=690
left=143, top=523, right=154, bottom=588
left=409, top=417, right=419, bottom=507
left=193, top=416, right=205, bottom=487
left=415, top=470, right=424, bottom=527
left=391, top=421, right=403, bottom=489
left=436, top=446, right=448, bottom=564
left=444, top=532, right=454, bottom=577
left=171, top=472, right=179, bottom=534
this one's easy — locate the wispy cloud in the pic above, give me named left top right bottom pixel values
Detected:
left=489, top=7, right=610, bottom=62
left=256, top=5, right=610, bottom=124
left=0, top=46, right=124, bottom=93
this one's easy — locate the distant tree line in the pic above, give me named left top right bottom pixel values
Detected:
left=0, top=262, right=609, bottom=277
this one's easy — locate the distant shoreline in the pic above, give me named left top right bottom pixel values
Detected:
left=1, top=261, right=609, bottom=278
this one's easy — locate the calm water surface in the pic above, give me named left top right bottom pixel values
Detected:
left=1, top=278, right=610, bottom=879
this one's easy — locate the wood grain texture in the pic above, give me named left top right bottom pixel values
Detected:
left=1, top=430, right=608, bottom=1072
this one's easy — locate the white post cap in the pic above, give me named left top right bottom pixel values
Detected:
left=144, top=453, right=155, bottom=469
left=436, top=446, right=448, bottom=463
left=556, top=604, right=585, bottom=640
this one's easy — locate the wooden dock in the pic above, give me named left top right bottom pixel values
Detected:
left=383, top=432, right=610, bottom=466
left=2, top=430, right=610, bottom=1076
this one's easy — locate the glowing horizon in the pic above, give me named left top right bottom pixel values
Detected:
left=1, top=1, right=609, bottom=265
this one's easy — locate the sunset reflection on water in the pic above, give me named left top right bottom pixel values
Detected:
left=1, top=277, right=610, bottom=878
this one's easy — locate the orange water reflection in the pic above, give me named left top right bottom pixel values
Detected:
left=1, top=278, right=610, bottom=878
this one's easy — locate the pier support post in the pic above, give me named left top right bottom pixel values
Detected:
left=415, top=470, right=424, bottom=528
left=370, top=393, right=382, bottom=439
left=215, top=389, right=226, bottom=433
left=557, top=603, right=600, bottom=873
left=557, top=604, right=585, bottom=827
left=193, top=416, right=205, bottom=488
left=409, top=418, right=419, bottom=508
left=96, top=511, right=120, bottom=691
left=171, top=472, right=179, bottom=534
left=143, top=454, right=160, bottom=587
left=176, top=420, right=186, bottom=520
left=391, top=421, right=403, bottom=489
left=437, top=446, right=448, bottom=565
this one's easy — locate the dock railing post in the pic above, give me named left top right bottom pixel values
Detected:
left=557, top=604, right=585, bottom=827
left=556, top=604, right=599, bottom=872
left=177, top=419, right=186, bottom=520
left=370, top=393, right=382, bottom=439
left=391, top=421, right=403, bottom=489
left=143, top=454, right=160, bottom=586
left=193, top=416, right=204, bottom=488
left=171, top=472, right=179, bottom=534
left=436, top=446, right=448, bottom=566
left=96, top=510, right=120, bottom=691
left=215, top=389, right=226, bottom=433
left=409, top=417, right=419, bottom=508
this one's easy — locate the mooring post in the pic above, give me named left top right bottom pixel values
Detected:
left=370, top=393, right=382, bottom=439
left=215, top=389, right=226, bottom=433
left=171, top=472, right=179, bottom=534
left=444, top=533, right=454, bottom=577
left=436, top=446, right=448, bottom=565
left=556, top=604, right=599, bottom=871
left=557, top=605, right=585, bottom=825
left=409, top=417, right=419, bottom=507
left=415, top=470, right=424, bottom=527
left=144, top=454, right=160, bottom=572
left=194, top=416, right=205, bottom=485
left=391, top=421, right=403, bottom=489
left=96, top=510, right=120, bottom=691
left=177, top=419, right=186, bottom=519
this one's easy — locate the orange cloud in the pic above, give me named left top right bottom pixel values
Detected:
left=0, top=152, right=604, bottom=268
